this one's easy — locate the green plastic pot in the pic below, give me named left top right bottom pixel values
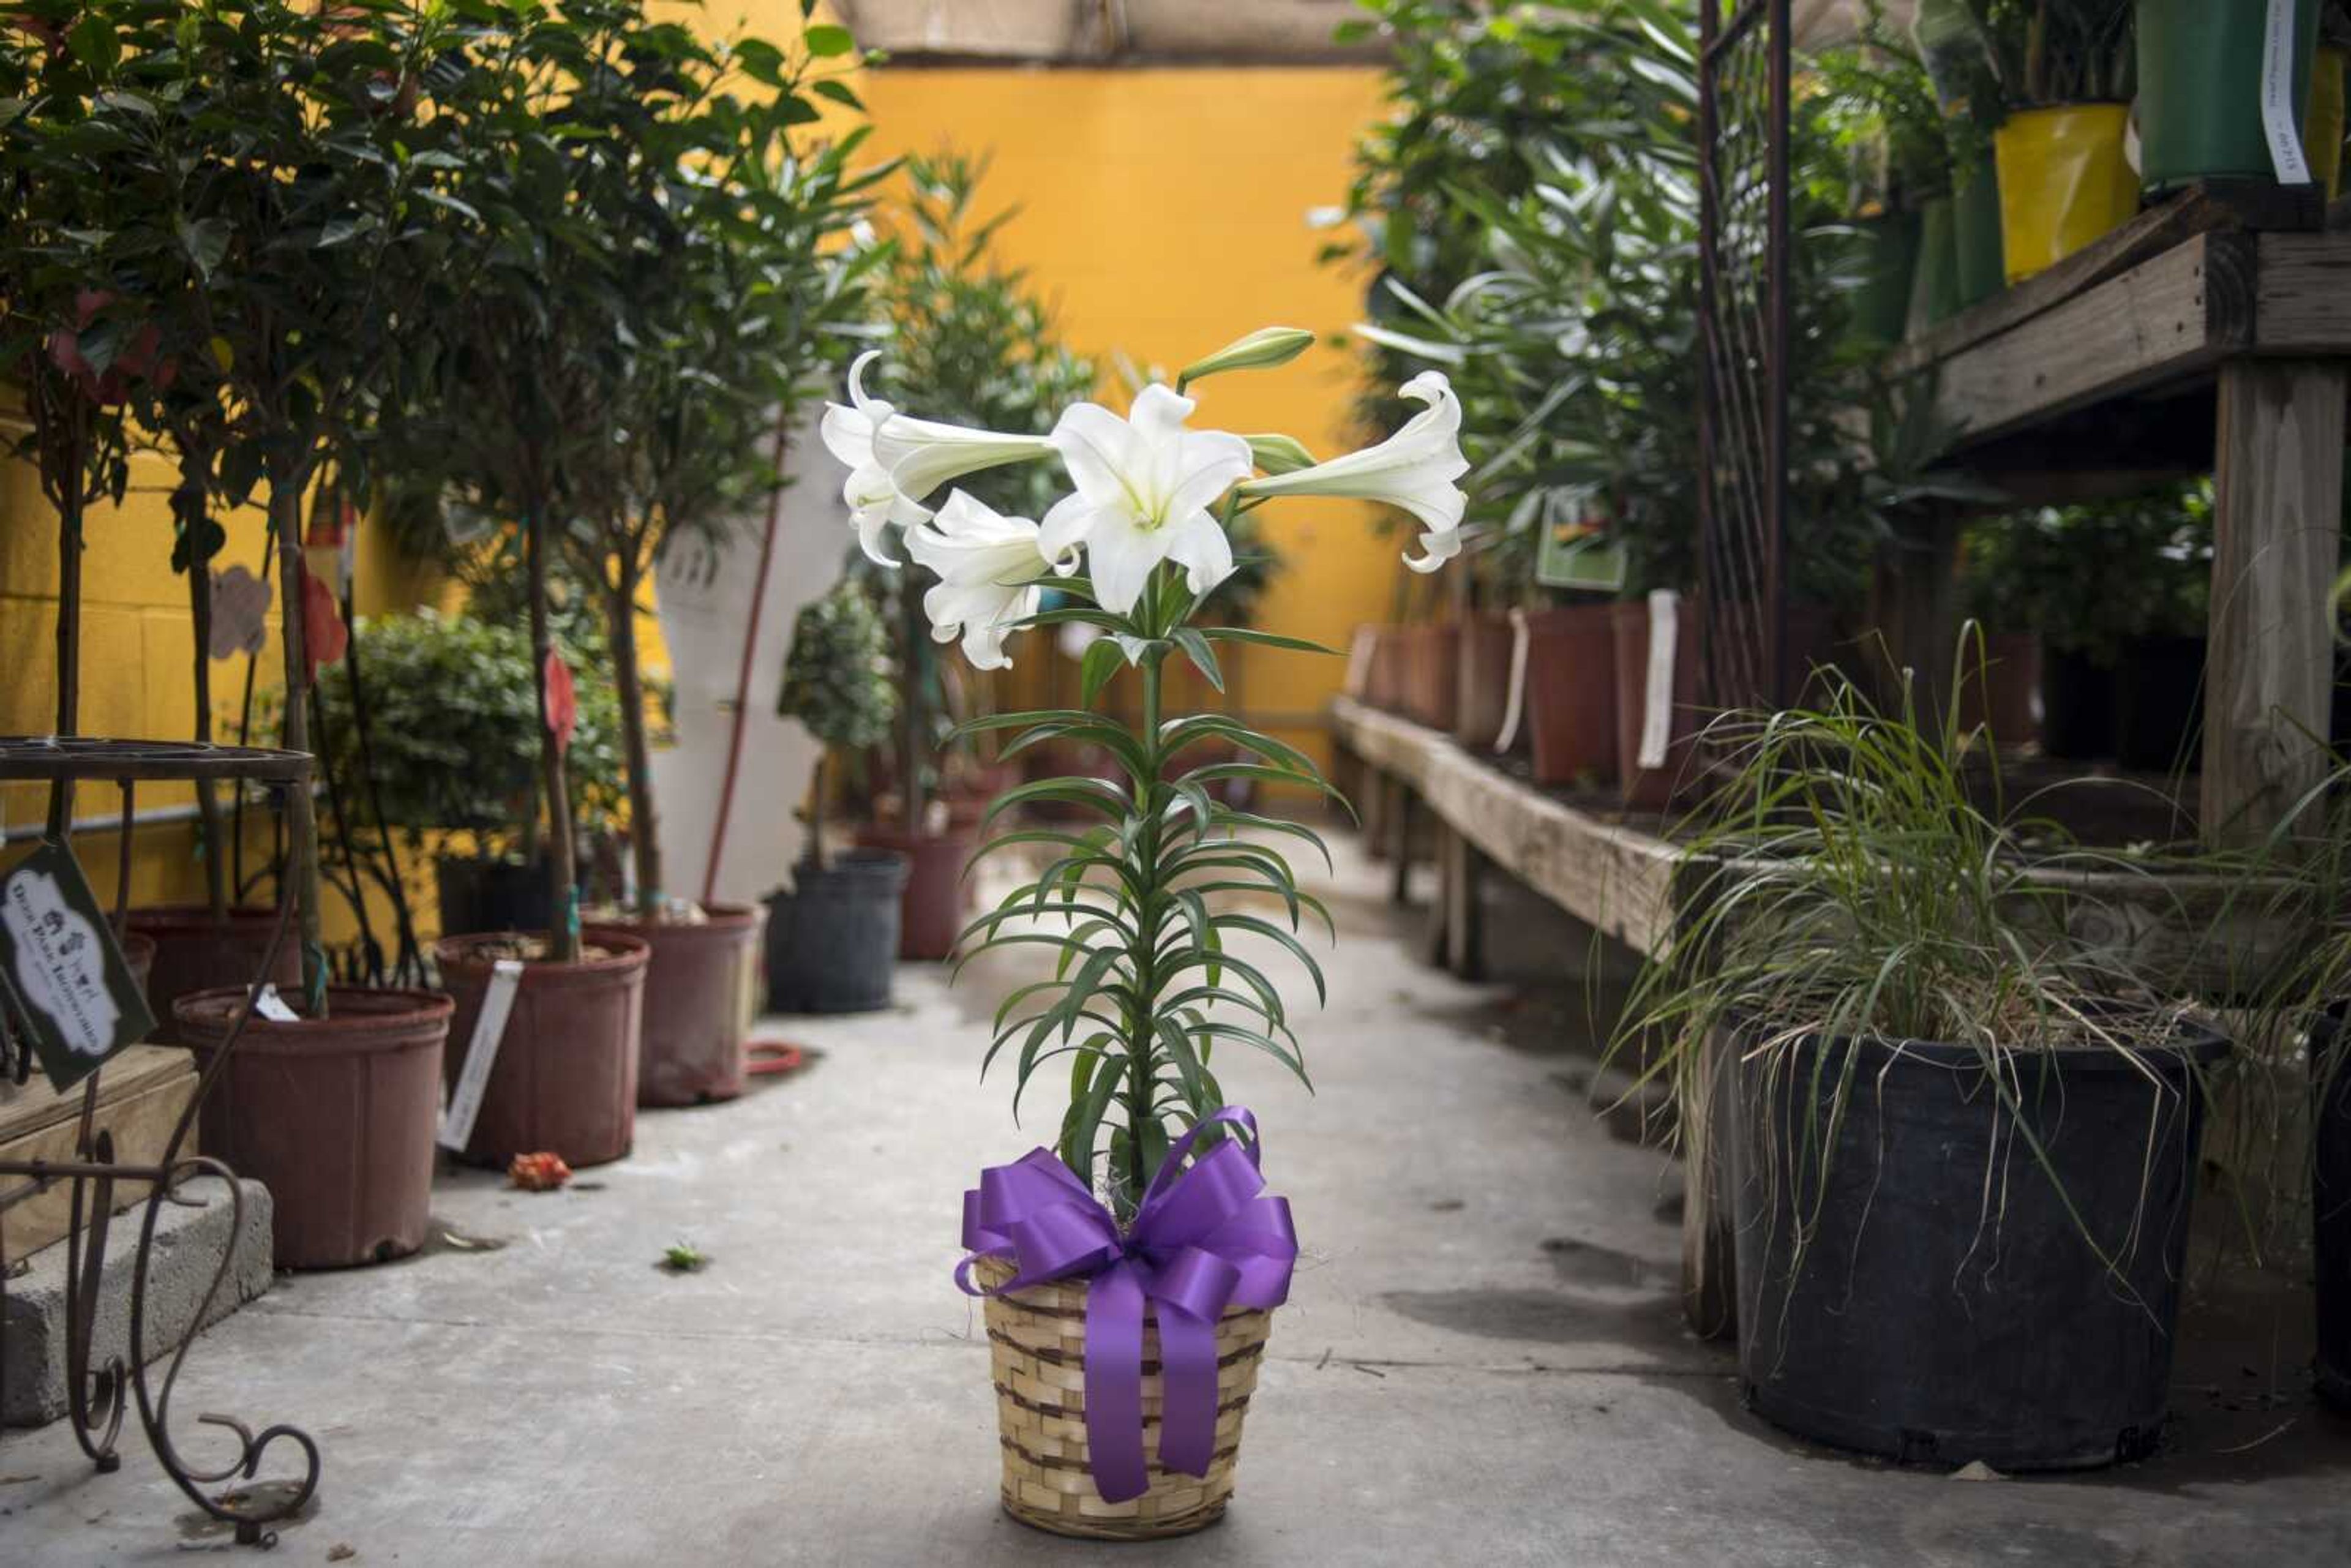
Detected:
left=1951, top=154, right=2004, bottom=307
left=2137, top=0, right=2322, bottom=193
left=1907, top=195, right=1962, bottom=332
left=1848, top=209, right=1922, bottom=347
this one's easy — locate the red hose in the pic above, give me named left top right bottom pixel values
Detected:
left=702, top=405, right=796, bottom=907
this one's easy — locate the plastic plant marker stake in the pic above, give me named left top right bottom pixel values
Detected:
left=1494, top=608, right=1532, bottom=755
left=2266, top=0, right=2315, bottom=184
left=1637, top=590, right=1680, bottom=770
left=440, top=957, right=525, bottom=1152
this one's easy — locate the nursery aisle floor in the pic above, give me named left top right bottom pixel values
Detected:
left=7, top=823, right=2351, bottom=1566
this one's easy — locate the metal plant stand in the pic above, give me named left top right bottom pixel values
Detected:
left=0, top=737, right=320, bottom=1547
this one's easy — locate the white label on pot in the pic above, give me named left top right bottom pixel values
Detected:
left=253, top=984, right=299, bottom=1024
left=1494, top=608, right=1532, bottom=755
left=440, top=958, right=524, bottom=1152
left=2265, top=0, right=2314, bottom=186
left=1637, top=590, right=1680, bottom=771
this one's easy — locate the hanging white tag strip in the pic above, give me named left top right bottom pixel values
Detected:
left=1494, top=608, right=1532, bottom=754
left=1637, top=590, right=1679, bottom=771
left=1343, top=624, right=1377, bottom=698
left=439, top=958, right=524, bottom=1152
left=2264, top=0, right=2314, bottom=186
left=252, top=983, right=301, bottom=1024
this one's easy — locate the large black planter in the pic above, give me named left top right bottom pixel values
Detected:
left=763, top=850, right=910, bottom=1014
left=1730, top=1023, right=2227, bottom=1469
left=2114, top=635, right=2205, bottom=774
left=2040, top=648, right=2117, bottom=762
left=435, top=853, right=554, bottom=938
left=2315, top=1015, right=2351, bottom=1411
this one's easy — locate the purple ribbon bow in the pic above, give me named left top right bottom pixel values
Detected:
left=956, top=1106, right=1297, bottom=1502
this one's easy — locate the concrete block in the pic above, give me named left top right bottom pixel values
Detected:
left=2, top=1176, right=272, bottom=1427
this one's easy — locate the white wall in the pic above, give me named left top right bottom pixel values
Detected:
left=651, top=407, right=844, bottom=909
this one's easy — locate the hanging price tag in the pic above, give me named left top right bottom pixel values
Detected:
left=0, top=842, right=157, bottom=1092
left=2263, top=0, right=2315, bottom=186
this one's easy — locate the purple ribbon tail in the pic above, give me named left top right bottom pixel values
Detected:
left=1084, top=1260, right=1150, bottom=1502
left=1154, top=1305, right=1220, bottom=1478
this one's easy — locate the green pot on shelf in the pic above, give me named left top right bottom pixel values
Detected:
left=1907, top=194, right=1963, bottom=332
left=2136, top=0, right=2323, bottom=193
left=1849, top=208, right=1922, bottom=347
left=1951, top=152, right=2004, bottom=307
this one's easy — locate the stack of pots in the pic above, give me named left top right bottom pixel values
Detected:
left=854, top=822, right=977, bottom=961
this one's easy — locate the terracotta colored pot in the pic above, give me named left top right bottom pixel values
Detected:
left=127, top=904, right=300, bottom=1045
left=122, top=929, right=155, bottom=1005
left=1453, top=612, right=1515, bottom=751
left=1365, top=626, right=1408, bottom=712
left=174, top=985, right=454, bottom=1269
left=1610, top=599, right=1706, bottom=811
left=1523, top=605, right=1619, bottom=787
left=853, top=823, right=977, bottom=961
left=585, top=905, right=765, bottom=1108
left=1957, top=632, right=2042, bottom=748
left=434, top=931, right=648, bottom=1169
left=1405, top=623, right=1461, bottom=731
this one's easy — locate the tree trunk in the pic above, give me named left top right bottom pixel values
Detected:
left=898, top=579, right=928, bottom=832
left=610, top=550, right=662, bottom=919
left=47, top=467, right=83, bottom=842
left=806, top=751, right=830, bottom=873
left=270, top=473, right=329, bottom=1017
left=528, top=510, right=580, bottom=962
left=185, top=460, right=228, bottom=921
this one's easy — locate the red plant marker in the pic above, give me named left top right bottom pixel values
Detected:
left=300, top=561, right=349, bottom=685
left=543, top=649, right=577, bottom=756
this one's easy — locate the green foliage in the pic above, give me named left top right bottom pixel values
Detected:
left=305, top=609, right=626, bottom=849
left=1959, top=0, right=2136, bottom=109
left=1812, top=1, right=1951, bottom=211
left=779, top=581, right=898, bottom=751
left=954, top=565, right=1338, bottom=1221
left=1958, top=482, right=2212, bottom=665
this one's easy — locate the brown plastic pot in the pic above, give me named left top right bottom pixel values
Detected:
left=1610, top=599, right=1705, bottom=812
left=174, top=986, right=454, bottom=1269
left=1523, top=605, right=1619, bottom=787
left=434, top=931, right=648, bottom=1169
left=1404, top=623, right=1461, bottom=731
left=1452, top=612, right=1515, bottom=751
left=127, top=904, right=300, bottom=1045
left=122, top=929, right=155, bottom=1007
left=1365, top=626, right=1408, bottom=712
left=1958, top=632, right=2042, bottom=748
left=853, top=822, right=977, bottom=961
left=585, top=906, right=765, bottom=1108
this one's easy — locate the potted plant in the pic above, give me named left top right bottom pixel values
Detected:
left=845, top=152, right=1095, bottom=960
left=1913, top=0, right=2012, bottom=309
left=566, top=18, right=879, bottom=1103
left=1960, top=0, right=2139, bottom=282
left=1616, top=659, right=2228, bottom=1469
left=1818, top=4, right=1954, bottom=340
left=767, top=580, right=908, bottom=1015
left=2137, top=0, right=2324, bottom=194
left=36, top=0, right=467, bottom=1269
left=823, top=323, right=1466, bottom=1535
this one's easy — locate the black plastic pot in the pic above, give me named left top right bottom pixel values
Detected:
left=2114, top=635, right=2206, bottom=774
left=2041, top=647, right=2118, bottom=762
left=435, top=853, right=553, bottom=938
left=763, top=850, right=910, bottom=1014
left=1730, top=1022, right=2227, bottom=1469
left=2313, top=1011, right=2351, bottom=1411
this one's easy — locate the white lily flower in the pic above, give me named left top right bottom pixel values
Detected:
left=819, top=350, right=931, bottom=565
left=1039, top=384, right=1254, bottom=615
left=1238, top=370, right=1470, bottom=574
left=902, top=490, right=1063, bottom=672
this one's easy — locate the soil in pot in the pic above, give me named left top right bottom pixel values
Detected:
left=1730, top=1023, right=2227, bottom=1469
left=1609, top=599, right=1704, bottom=811
left=435, top=853, right=554, bottom=939
left=127, top=905, right=301, bottom=1046
left=853, top=823, right=976, bottom=961
left=764, top=850, right=909, bottom=1015
left=584, top=905, right=765, bottom=1108
left=2114, top=635, right=2205, bottom=773
left=1957, top=632, right=2043, bottom=748
left=1453, top=612, right=1515, bottom=751
left=1523, top=604, right=1618, bottom=787
left=174, top=986, right=454, bottom=1269
left=435, top=931, right=648, bottom=1169
left=2041, top=647, right=2118, bottom=761
left=2136, top=0, right=2322, bottom=194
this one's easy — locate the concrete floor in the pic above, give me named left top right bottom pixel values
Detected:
left=4, top=827, right=2350, bottom=1565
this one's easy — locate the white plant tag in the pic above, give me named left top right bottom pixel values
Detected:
left=253, top=984, right=300, bottom=1024
left=439, top=958, right=523, bottom=1152
left=1494, top=608, right=1532, bottom=755
left=2264, top=0, right=2314, bottom=186
left=1637, top=590, right=1679, bottom=771
left=1343, top=625, right=1376, bottom=697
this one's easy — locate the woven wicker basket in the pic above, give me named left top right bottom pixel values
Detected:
left=973, top=1254, right=1272, bottom=1539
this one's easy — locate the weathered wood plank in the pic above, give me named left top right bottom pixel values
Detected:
left=2201, top=361, right=2348, bottom=847
left=2255, top=233, right=2351, bottom=352
left=0, top=1045, right=197, bottom=1258
left=1333, top=697, right=1680, bottom=956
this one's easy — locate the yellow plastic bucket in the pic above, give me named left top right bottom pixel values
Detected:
left=2309, top=46, right=2347, bottom=203
left=1992, top=103, right=2139, bottom=284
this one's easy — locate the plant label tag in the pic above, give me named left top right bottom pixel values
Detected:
left=1494, top=607, right=1532, bottom=754
left=440, top=958, right=524, bottom=1152
left=1534, top=508, right=1626, bottom=595
left=1637, top=590, right=1679, bottom=771
left=253, top=984, right=301, bottom=1024
left=0, top=842, right=157, bottom=1092
left=2263, top=0, right=2314, bottom=186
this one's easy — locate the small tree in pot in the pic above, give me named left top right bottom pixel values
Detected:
left=768, top=580, right=905, bottom=1014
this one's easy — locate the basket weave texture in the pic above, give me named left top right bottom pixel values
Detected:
left=973, top=1253, right=1272, bottom=1539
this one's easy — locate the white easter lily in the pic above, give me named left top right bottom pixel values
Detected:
left=902, top=490, right=1062, bottom=672
left=1238, top=369, right=1469, bottom=573
left=1039, top=384, right=1254, bottom=616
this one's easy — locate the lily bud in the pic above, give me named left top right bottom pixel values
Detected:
left=1177, top=326, right=1315, bottom=389
left=1244, top=433, right=1318, bottom=476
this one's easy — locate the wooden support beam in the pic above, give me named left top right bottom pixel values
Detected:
left=1440, top=825, right=1485, bottom=980
left=2202, top=359, right=2347, bottom=847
